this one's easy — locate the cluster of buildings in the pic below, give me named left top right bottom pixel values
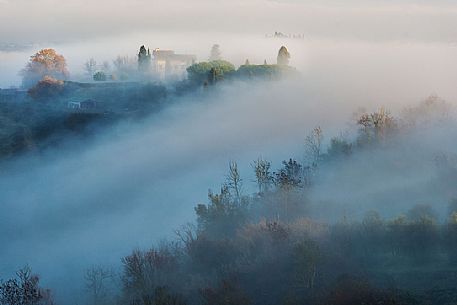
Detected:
left=139, top=46, right=196, bottom=80
left=152, top=49, right=196, bottom=79
left=266, top=32, right=305, bottom=39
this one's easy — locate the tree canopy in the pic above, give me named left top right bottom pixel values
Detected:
left=186, top=60, right=235, bottom=84
left=277, top=46, right=290, bottom=66
left=21, top=49, right=69, bottom=88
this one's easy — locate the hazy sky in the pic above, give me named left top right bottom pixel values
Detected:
left=1, top=0, right=457, bottom=43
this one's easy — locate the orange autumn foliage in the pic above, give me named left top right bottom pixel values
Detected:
left=21, top=49, right=69, bottom=88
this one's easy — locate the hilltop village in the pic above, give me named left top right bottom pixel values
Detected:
left=0, top=45, right=297, bottom=159
left=0, top=45, right=296, bottom=108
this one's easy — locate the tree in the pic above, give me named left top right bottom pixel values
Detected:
left=186, top=60, right=235, bottom=84
left=0, top=266, right=53, bottom=305
left=93, top=71, right=107, bottom=82
left=121, top=247, right=178, bottom=305
left=195, top=183, right=248, bottom=237
left=305, top=127, right=323, bottom=166
left=226, top=161, right=242, bottom=203
left=85, top=266, right=115, bottom=305
left=252, top=158, right=274, bottom=194
left=357, top=107, right=396, bottom=144
left=27, top=76, right=64, bottom=100
left=21, top=49, right=69, bottom=88
left=84, top=58, right=97, bottom=77
left=138, top=45, right=151, bottom=72
left=113, top=55, right=135, bottom=80
left=275, top=159, right=303, bottom=190
left=401, top=94, right=451, bottom=128
left=209, top=44, right=222, bottom=61
left=327, top=135, right=352, bottom=159
left=235, top=64, right=293, bottom=80
left=277, top=46, right=290, bottom=66
left=195, top=185, right=232, bottom=233
left=113, top=56, right=130, bottom=71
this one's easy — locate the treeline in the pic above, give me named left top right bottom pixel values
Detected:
left=0, top=82, right=168, bottom=160
left=184, top=60, right=297, bottom=88
left=2, top=96, right=456, bottom=305
left=115, top=96, right=456, bottom=305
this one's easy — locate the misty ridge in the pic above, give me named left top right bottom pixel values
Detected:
left=1, top=18, right=457, bottom=305
left=3, top=88, right=457, bottom=305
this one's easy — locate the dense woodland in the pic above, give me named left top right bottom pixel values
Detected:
left=2, top=95, right=457, bottom=305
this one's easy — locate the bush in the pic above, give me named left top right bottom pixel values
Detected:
left=93, top=71, right=107, bottom=81
left=27, top=76, right=64, bottom=100
left=236, top=64, right=298, bottom=80
left=186, top=60, right=235, bottom=84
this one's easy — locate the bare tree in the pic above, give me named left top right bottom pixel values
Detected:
left=175, top=223, right=197, bottom=251
left=84, top=58, right=97, bottom=77
left=84, top=266, right=115, bottom=305
left=252, top=158, right=273, bottom=194
left=226, top=161, right=242, bottom=203
left=357, top=107, right=396, bottom=143
left=305, top=126, right=323, bottom=166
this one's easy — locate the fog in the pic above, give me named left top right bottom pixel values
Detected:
left=1, top=0, right=457, bottom=43
left=1, top=0, right=457, bottom=304
left=1, top=80, right=457, bottom=302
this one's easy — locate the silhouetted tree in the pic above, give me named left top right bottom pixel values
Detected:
left=121, top=247, right=178, bottom=305
left=85, top=266, right=115, bottom=305
left=226, top=161, right=242, bottom=203
left=93, top=71, right=107, bottom=82
left=0, top=266, right=53, bottom=305
left=138, top=45, right=151, bottom=72
left=275, top=159, right=303, bottom=190
left=252, top=158, right=274, bottom=194
left=277, top=46, right=290, bottom=66
left=305, top=127, right=323, bottom=166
